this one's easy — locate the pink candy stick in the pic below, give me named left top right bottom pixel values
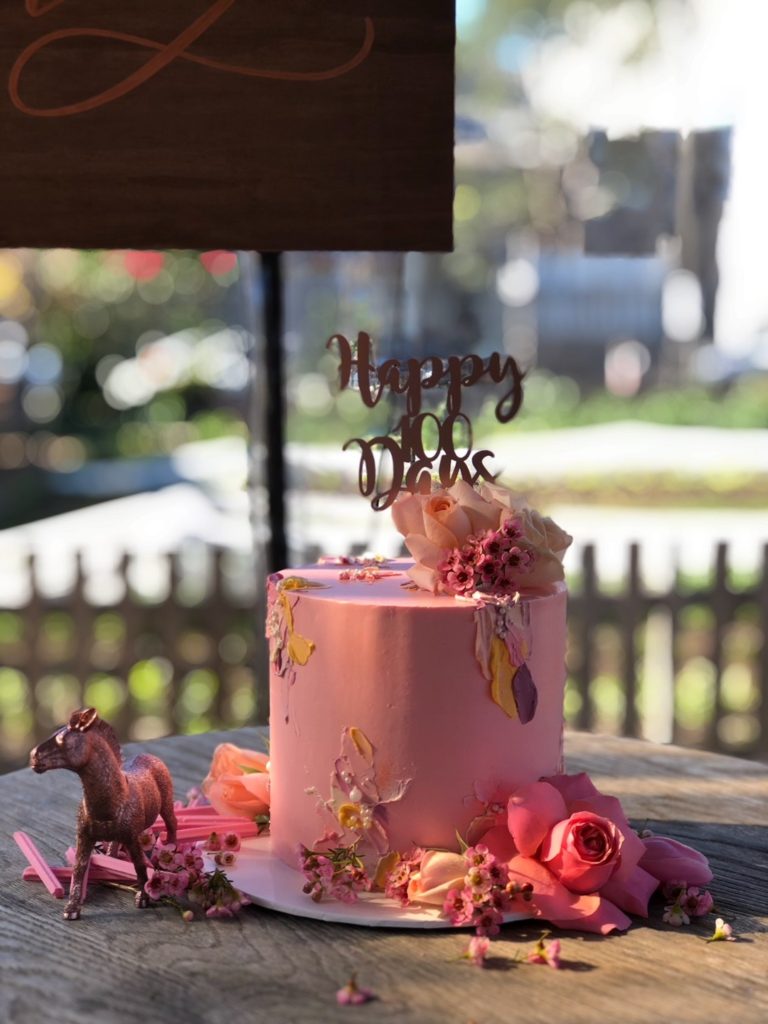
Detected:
left=22, top=865, right=72, bottom=883
left=175, top=823, right=260, bottom=841
left=13, top=832, right=64, bottom=898
left=65, top=847, right=143, bottom=882
left=88, top=852, right=146, bottom=881
left=22, top=865, right=119, bottom=883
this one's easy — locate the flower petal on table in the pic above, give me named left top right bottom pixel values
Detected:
left=639, top=836, right=713, bottom=886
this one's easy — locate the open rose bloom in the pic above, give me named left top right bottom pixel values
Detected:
left=472, top=772, right=712, bottom=934
left=391, top=480, right=572, bottom=596
left=202, top=742, right=270, bottom=819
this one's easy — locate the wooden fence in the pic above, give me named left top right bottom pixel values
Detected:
left=0, top=547, right=267, bottom=772
left=568, top=542, right=768, bottom=759
left=1, top=541, right=767, bottom=772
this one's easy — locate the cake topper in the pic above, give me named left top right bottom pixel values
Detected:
left=328, top=332, right=525, bottom=510
left=30, top=707, right=177, bottom=920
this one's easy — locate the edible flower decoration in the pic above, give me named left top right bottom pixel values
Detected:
left=392, top=481, right=571, bottom=596
left=314, top=727, right=410, bottom=858
left=266, top=573, right=327, bottom=684
left=475, top=772, right=713, bottom=934
left=201, top=742, right=270, bottom=822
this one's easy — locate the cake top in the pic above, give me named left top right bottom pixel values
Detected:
left=272, top=558, right=567, bottom=609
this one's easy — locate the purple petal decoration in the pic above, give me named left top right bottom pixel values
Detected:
left=513, top=662, right=538, bottom=724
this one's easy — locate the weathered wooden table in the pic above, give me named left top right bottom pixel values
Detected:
left=2, top=729, right=766, bottom=1024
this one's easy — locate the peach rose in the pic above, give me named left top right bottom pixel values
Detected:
left=392, top=481, right=572, bottom=595
left=406, top=849, right=466, bottom=905
left=201, top=742, right=270, bottom=819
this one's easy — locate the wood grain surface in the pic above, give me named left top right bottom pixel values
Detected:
left=1, top=729, right=766, bottom=1024
left=0, top=2, right=454, bottom=250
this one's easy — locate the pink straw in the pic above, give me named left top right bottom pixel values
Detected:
left=13, top=832, right=64, bottom=898
left=65, top=847, right=143, bottom=882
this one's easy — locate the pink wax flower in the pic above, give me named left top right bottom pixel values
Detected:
left=527, top=934, right=562, bottom=969
left=680, top=886, right=714, bottom=918
left=476, top=772, right=712, bottom=935
left=336, top=976, right=375, bottom=1006
left=466, top=935, right=491, bottom=966
left=222, top=832, right=242, bottom=852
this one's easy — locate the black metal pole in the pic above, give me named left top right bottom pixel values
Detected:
left=260, top=251, right=288, bottom=572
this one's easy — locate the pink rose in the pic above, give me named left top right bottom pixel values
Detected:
left=479, top=772, right=663, bottom=933
left=540, top=811, right=623, bottom=894
left=202, top=742, right=270, bottom=819
left=405, top=850, right=465, bottom=905
left=639, top=835, right=713, bottom=887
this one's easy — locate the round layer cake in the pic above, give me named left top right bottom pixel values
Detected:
left=267, top=559, right=567, bottom=868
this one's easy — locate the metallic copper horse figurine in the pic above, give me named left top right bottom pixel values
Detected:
left=30, top=707, right=177, bottom=920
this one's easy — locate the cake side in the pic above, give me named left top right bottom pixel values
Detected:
left=268, top=563, right=567, bottom=868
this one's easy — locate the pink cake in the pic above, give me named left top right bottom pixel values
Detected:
left=268, top=562, right=567, bottom=867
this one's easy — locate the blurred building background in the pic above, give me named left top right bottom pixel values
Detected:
left=2, top=0, right=768, bottom=770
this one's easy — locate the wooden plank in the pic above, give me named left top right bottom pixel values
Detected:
left=1, top=729, right=766, bottom=1024
left=0, top=2, right=455, bottom=251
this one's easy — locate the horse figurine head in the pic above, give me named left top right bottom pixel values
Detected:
left=30, top=707, right=177, bottom=919
left=31, top=707, right=115, bottom=774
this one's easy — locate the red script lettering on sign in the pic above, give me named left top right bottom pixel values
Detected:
left=10, top=1, right=375, bottom=117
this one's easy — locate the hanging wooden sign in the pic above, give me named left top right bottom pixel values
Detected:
left=0, top=2, right=454, bottom=251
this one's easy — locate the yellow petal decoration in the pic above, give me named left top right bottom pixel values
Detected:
left=278, top=576, right=329, bottom=592
left=489, top=635, right=519, bottom=719
left=279, top=591, right=316, bottom=667
left=373, top=851, right=400, bottom=889
left=348, top=726, right=374, bottom=764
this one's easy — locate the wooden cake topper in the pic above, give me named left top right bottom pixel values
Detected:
left=30, top=707, right=177, bottom=919
left=328, top=332, right=525, bottom=510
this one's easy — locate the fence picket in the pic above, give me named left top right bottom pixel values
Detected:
left=576, top=544, right=597, bottom=732
left=758, top=544, right=768, bottom=759
left=621, top=543, right=640, bottom=738
left=708, top=543, right=730, bottom=753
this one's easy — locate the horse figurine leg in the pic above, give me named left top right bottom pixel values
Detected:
left=157, top=768, right=178, bottom=846
left=126, top=837, right=152, bottom=908
left=64, top=830, right=94, bottom=920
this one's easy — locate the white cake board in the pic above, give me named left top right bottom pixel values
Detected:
left=213, top=835, right=531, bottom=929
